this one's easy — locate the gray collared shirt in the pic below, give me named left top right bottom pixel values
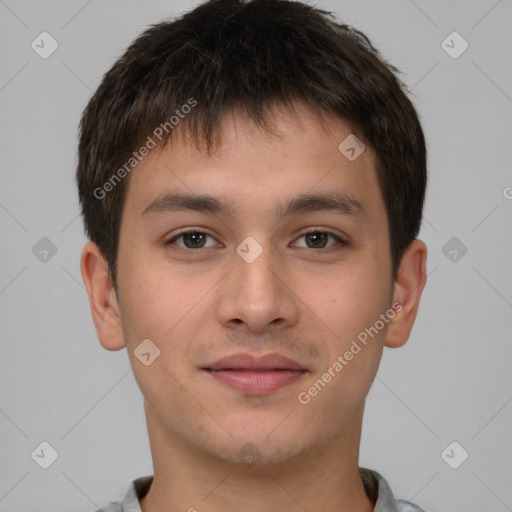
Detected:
left=95, top=468, right=426, bottom=512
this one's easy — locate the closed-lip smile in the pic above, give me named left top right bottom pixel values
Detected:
left=202, top=353, right=308, bottom=394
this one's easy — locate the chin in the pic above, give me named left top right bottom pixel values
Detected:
left=208, top=433, right=311, bottom=468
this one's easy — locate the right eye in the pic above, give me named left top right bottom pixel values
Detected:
left=165, top=230, right=218, bottom=250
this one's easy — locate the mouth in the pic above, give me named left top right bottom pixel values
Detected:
left=202, top=353, right=308, bottom=394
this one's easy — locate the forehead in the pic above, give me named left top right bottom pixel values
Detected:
left=122, top=103, right=385, bottom=230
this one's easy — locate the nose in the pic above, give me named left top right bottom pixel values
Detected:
left=216, top=238, right=300, bottom=335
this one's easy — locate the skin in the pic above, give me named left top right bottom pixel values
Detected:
left=81, top=101, right=427, bottom=512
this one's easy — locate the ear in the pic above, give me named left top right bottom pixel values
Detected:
left=80, top=241, right=126, bottom=351
left=384, top=239, right=427, bottom=349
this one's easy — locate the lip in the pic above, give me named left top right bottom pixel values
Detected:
left=202, top=353, right=308, bottom=394
left=207, top=353, right=305, bottom=371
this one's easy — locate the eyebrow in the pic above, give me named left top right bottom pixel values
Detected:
left=141, top=191, right=367, bottom=222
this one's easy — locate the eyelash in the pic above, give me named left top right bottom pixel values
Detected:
left=164, top=228, right=348, bottom=254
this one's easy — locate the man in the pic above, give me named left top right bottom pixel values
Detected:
left=77, top=0, right=428, bottom=510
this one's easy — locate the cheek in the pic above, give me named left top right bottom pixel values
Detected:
left=117, top=252, right=217, bottom=367
left=311, top=274, right=388, bottom=405
left=313, top=260, right=390, bottom=326
left=305, top=259, right=391, bottom=378
left=116, top=254, right=176, bottom=344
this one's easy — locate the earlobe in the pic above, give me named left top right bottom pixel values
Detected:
left=80, top=241, right=126, bottom=351
left=384, top=239, right=427, bottom=349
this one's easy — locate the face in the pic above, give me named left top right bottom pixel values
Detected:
left=110, top=103, right=398, bottom=465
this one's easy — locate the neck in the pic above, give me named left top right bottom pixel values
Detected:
left=139, top=402, right=375, bottom=512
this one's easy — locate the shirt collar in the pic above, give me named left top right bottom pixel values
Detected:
left=115, top=468, right=423, bottom=512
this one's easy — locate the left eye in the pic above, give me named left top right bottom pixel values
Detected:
left=293, top=230, right=345, bottom=250
left=165, top=229, right=346, bottom=251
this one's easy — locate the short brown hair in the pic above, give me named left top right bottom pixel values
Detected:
left=76, top=0, right=427, bottom=290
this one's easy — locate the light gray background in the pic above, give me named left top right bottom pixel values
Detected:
left=1, top=0, right=511, bottom=511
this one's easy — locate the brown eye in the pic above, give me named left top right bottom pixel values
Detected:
left=294, top=230, right=346, bottom=251
left=304, top=231, right=329, bottom=248
left=166, top=231, right=216, bottom=249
